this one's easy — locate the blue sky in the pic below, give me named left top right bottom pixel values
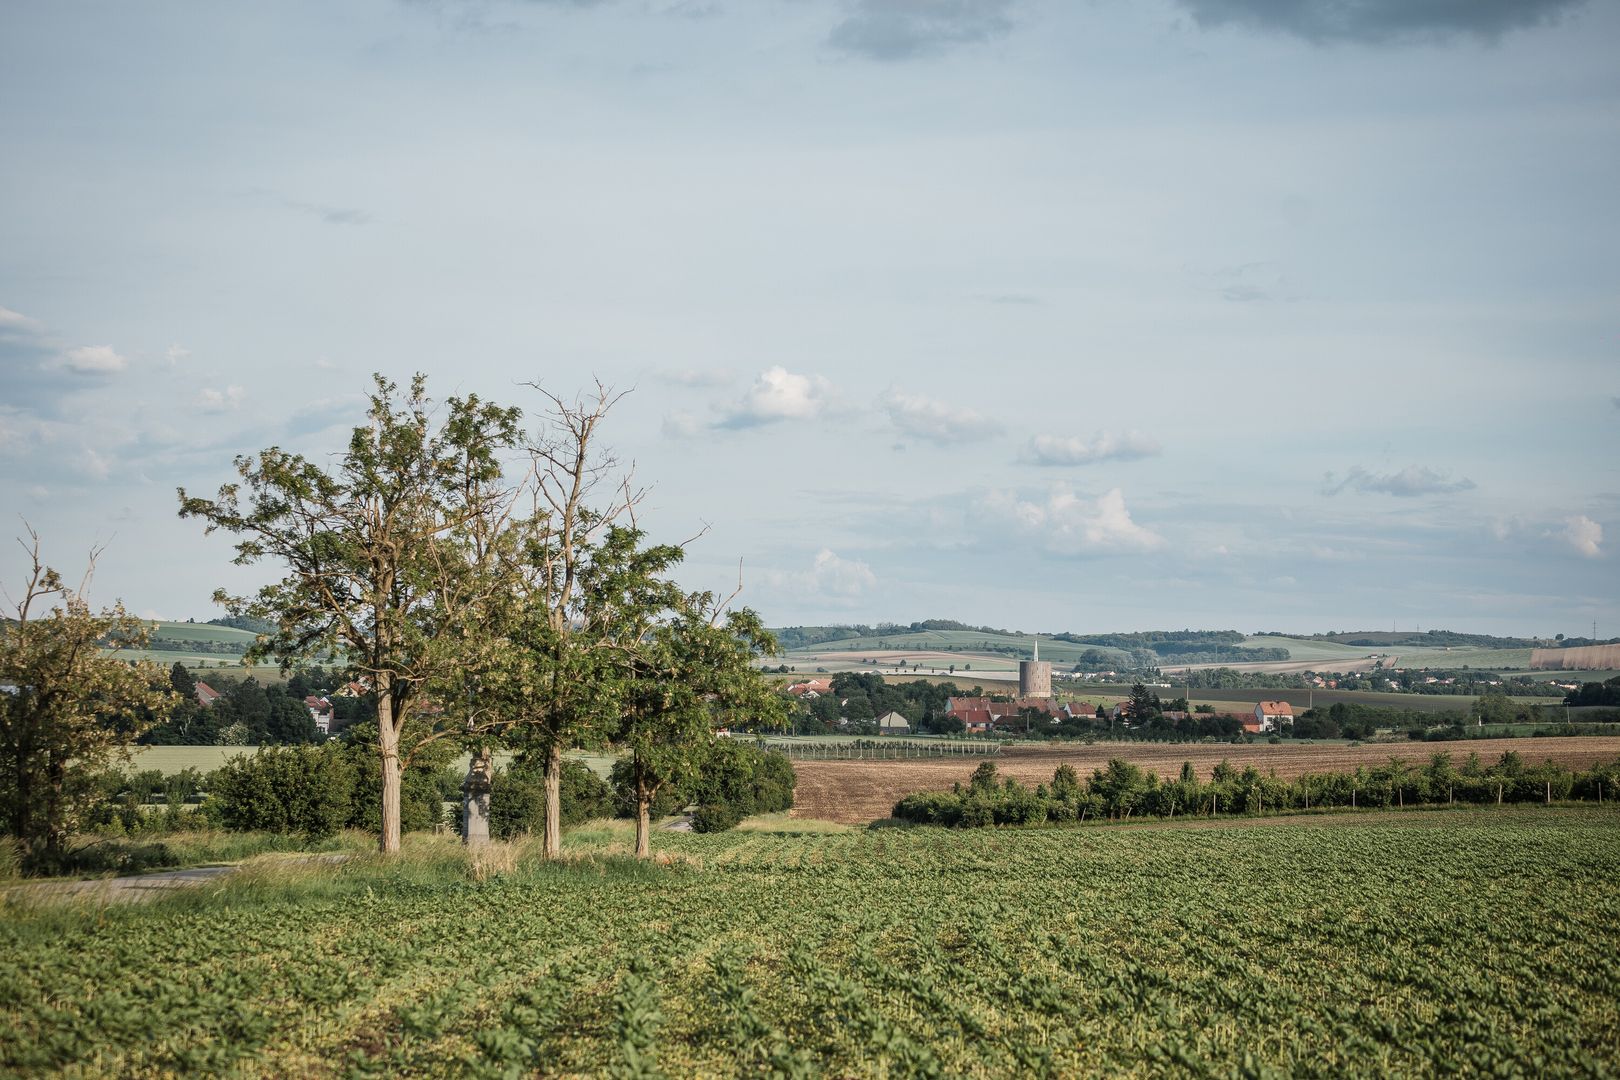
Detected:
left=2, top=0, right=1616, bottom=637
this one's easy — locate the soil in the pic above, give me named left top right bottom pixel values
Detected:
left=789, top=736, right=1620, bottom=824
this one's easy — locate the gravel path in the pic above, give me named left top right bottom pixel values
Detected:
left=5, top=853, right=350, bottom=906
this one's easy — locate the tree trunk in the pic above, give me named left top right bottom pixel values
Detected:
left=543, top=742, right=563, bottom=858
left=635, top=793, right=652, bottom=859
left=378, top=692, right=403, bottom=855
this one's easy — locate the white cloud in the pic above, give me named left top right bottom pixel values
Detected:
left=1560, top=515, right=1603, bottom=558
left=53, top=344, right=127, bottom=375
left=715, top=366, right=833, bottom=428
left=994, top=485, right=1165, bottom=555
left=1023, top=431, right=1161, bottom=466
left=879, top=387, right=1000, bottom=444
left=764, top=548, right=877, bottom=598
left=197, top=385, right=246, bottom=412
left=0, top=306, right=43, bottom=332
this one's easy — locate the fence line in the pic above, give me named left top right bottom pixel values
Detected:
left=762, top=741, right=1002, bottom=761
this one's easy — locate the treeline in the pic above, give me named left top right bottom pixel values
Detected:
left=205, top=615, right=277, bottom=634
left=1054, top=630, right=1246, bottom=649
left=138, top=663, right=357, bottom=745
left=134, top=637, right=250, bottom=655
left=1565, top=677, right=1620, bottom=707
left=771, top=620, right=1013, bottom=651
left=1289, top=629, right=1541, bottom=648
left=778, top=672, right=970, bottom=735
left=83, top=741, right=793, bottom=848
left=892, top=753, right=1620, bottom=827
left=1178, top=666, right=1567, bottom=700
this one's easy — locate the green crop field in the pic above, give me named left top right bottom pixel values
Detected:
left=782, top=628, right=1131, bottom=665
left=1239, top=636, right=1535, bottom=671
left=3, top=808, right=1617, bottom=1076
left=138, top=621, right=261, bottom=645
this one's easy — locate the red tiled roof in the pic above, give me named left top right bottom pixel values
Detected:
left=1257, top=700, right=1294, bottom=716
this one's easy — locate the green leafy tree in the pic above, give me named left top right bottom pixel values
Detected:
left=609, top=551, right=780, bottom=858
left=179, top=374, right=522, bottom=853
left=0, top=532, right=175, bottom=871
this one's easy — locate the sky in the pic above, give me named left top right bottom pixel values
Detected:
left=1, top=0, right=1617, bottom=639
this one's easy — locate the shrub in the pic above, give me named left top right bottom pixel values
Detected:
left=211, top=745, right=358, bottom=840
left=488, top=758, right=613, bottom=840
left=691, top=801, right=745, bottom=833
left=611, top=758, right=688, bottom=821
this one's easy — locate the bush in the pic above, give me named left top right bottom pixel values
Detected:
left=488, top=758, right=614, bottom=840
left=610, top=741, right=797, bottom=832
left=610, top=758, right=688, bottom=821
left=343, top=743, right=451, bottom=834
left=691, top=801, right=745, bottom=833
left=686, top=741, right=796, bottom=831
left=211, top=745, right=358, bottom=840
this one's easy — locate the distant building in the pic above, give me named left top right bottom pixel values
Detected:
left=876, top=711, right=911, bottom=735
left=1254, top=701, right=1293, bottom=733
left=195, top=682, right=222, bottom=708
left=304, top=695, right=334, bottom=734
left=1018, top=639, right=1053, bottom=698
left=785, top=678, right=833, bottom=698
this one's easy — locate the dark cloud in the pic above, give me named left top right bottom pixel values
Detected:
left=1177, top=0, right=1587, bottom=44
left=1321, top=465, right=1476, bottom=497
left=827, top=0, right=1013, bottom=61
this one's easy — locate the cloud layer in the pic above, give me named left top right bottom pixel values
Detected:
left=1322, top=465, right=1476, bottom=497
left=1176, top=0, right=1586, bottom=43
left=827, top=0, right=1014, bottom=60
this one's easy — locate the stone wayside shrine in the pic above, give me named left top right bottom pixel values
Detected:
left=1019, top=640, right=1053, bottom=698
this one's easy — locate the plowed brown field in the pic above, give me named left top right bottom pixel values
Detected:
left=789, top=737, right=1620, bottom=824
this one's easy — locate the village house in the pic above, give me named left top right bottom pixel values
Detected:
left=195, top=681, right=222, bottom=708
left=304, top=695, right=334, bottom=735
left=1253, top=700, right=1293, bottom=733
left=785, top=678, right=833, bottom=699
left=875, top=711, right=911, bottom=735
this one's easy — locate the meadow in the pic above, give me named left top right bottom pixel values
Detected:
left=2, top=808, right=1617, bottom=1077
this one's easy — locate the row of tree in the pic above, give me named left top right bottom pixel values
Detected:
left=3, top=375, right=784, bottom=871
left=893, top=753, right=1620, bottom=827
left=88, top=739, right=793, bottom=845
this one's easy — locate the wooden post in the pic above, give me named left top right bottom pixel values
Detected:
left=1352, top=788, right=1356, bottom=809
left=1546, top=780, right=1551, bottom=805
left=1497, top=782, right=1503, bottom=806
